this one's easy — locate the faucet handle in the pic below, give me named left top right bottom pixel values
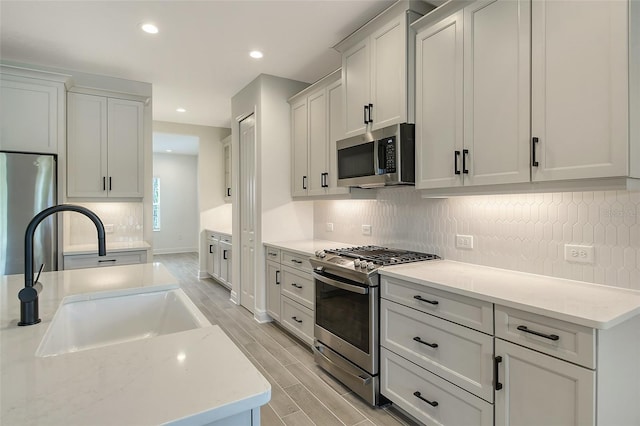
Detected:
left=34, top=263, right=44, bottom=284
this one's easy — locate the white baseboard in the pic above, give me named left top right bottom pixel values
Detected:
left=253, top=309, right=273, bottom=324
left=153, top=247, right=198, bottom=255
left=230, top=290, right=239, bottom=305
left=197, top=270, right=210, bottom=279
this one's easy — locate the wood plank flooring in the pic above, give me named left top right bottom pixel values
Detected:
left=154, top=253, right=418, bottom=426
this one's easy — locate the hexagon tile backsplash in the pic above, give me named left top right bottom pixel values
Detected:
left=314, top=188, right=640, bottom=290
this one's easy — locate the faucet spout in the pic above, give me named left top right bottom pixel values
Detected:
left=19, top=204, right=107, bottom=326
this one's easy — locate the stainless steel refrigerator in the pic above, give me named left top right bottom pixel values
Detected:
left=0, top=151, right=57, bottom=275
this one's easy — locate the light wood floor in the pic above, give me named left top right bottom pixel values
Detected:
left=155, top=252, right=419, bottom=426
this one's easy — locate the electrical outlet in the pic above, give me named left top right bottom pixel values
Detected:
left=455, top=234, right=474, bottom=249
left=362, top=224, right=372, bottom=236
left=564, top=244, right=595, bottom=264
left=326, top=222, right=334, bottom=232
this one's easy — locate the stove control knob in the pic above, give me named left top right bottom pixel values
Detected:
left=366, top=262, right=376, bottom=270
left=315, top=250, right=326, bottom=258
left=354, top=259, right=361, bottom=267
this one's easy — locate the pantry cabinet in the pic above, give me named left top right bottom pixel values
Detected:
left=336, top=1, right=433, bottom=138
left=415, top=0, right=530, bottom=189
left=67, top=92, right=144, bottom=198
left=289, top=70, right=348, bottom=198
left=0, top=67, right=68, bottom=154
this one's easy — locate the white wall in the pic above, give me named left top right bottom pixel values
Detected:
left=314, top=188, right=640, bottom=291
left=152, top=153, right=199, bottom=254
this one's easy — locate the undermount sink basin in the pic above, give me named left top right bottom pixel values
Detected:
left=36, top=287, right=210, bottom=357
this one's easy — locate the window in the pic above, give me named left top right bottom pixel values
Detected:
left=152, top=177, right=160, bottom=231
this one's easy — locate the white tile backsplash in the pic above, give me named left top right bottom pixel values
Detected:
left=64, top=202, right=144, bottom=245
left=314, top=188, right=640, bottom=290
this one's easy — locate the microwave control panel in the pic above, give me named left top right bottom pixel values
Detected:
left=379, top=136, right=397, bottom=173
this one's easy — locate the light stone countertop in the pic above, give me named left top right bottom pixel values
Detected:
left=206, top=228, right=232, bottom=237
left=380, top=259, right=640, bottom=329
left=63, top=240, right=151, bottom=255
left=0, top=263, right=270, bottom=425
left=263, top=239, right=355, bottom=257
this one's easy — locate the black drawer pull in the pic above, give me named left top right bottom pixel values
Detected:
left=291, top=283, right=303, bottom=289
left=292, top=316, right=303, bottom=323
left=414, top=295, right=438, bottom=305
left=291, top=259, right=303, bottom=264
left=98, top=259, right=117, bottom=263
left=413, top=391, right=438, bottom=407
left=494, top=355, right=503, bottom=391
left=413, top=336, right=438, bottom=348
left=268, top=252, right=278, bottom=257
left=517, top=325, right=559, bottom=341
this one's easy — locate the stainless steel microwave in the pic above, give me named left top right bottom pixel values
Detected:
left=337, top=123, right=415, bottom=188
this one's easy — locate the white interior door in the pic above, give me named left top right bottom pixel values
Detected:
left=239, top=114, right=256, bottom=313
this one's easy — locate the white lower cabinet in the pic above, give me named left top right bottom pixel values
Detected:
left=280, top=296, right=314, bottom=346
left=494, top=339, right=595, bottom=426
left=205, top=231, right=232, bottom=289
left=381, top=348, right=493, bottom=426
left=63, top=250, right=147, bottom=270
left=265, top=259, right=281, bottom=321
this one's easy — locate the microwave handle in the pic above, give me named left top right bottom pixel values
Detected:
left=377, top=139, right=387, bottom=172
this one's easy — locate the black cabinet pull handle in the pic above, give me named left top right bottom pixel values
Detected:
left=102, top=176, right=106, bottom=191
left=109, top=176, right=112, bottom=191
left=454, top=150, right=461, bottom=175
left=320, top=172, right=328, bottom=188
left=413, top=391, right=438, bottom=407
left=275, top=270, right=280, bottom=285
left=291, top=283, right=303, bottom=289
left=98, top=259, right=117, bottom=263
left=223, top=250, right=228, bottom=260
left=268, top=252, right=278, bottom=257
left=291, top=259, right=303, bottom=264
left=368, top=103, right=373, bottom=123
left=302, top=176, right=307, bottom=190
left=532, top=137, right=539, bottom=167
left=462, top=149, right=469, bottom=174
left=517, top=325, right=559, bottom=341
left=209, top=244, right=214, bottom=254
left=414, top=295, right=439, bottom=305
left=494, top=355, right=503, bottom=390
left=292, top=316, right=303, bottom=323
left=364, top=105, right=369, bottom=125
left=227, top=188, right=231, bottom=197
left=413, top=336, right=438, bottom=348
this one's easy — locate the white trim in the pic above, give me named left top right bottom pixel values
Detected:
left=152, top=247, right=198, bottom=255
left=230, top=290, right=239, bottom=305
left=253, top=309, right=273, bottom=324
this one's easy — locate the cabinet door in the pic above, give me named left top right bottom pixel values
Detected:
left=342, top=39, right=370, bottom=137
left=370, top=15, right=406, bottom=131
left=495, top=339, right=595, bottom=426
left=107, top=98, right=144, bottom=197
left=220, top=240, right=232, bottom=285
left=67, top=93, right=108, bottom=197
left=463, top=0, right=530, bottom=186
left=415, top=12, right=464, bottom=189
left=266, top=260, right=281, bottom=321
left=326, top=79, right=349, bottom=195
left=212, top=239, right=221, bottom=279
left=531, top=0, right=628, bottom=181
left=0, top=77, right=62, bottom=154
left=206, top=240, right=215, bottom=276
left=291, top=98, right=308, bottom=196
left=307, top=88, right=328, bottom=196
left=223, top=139, right=232, bottom=201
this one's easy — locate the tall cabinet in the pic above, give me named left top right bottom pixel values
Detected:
left=67, top=92, right=144, bottom=198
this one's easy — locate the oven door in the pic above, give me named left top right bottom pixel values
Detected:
left=313, top=269, right=378, bottom=374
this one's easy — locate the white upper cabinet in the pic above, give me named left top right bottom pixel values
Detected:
left=337, top=1, right=433, bottom=138
left=67, top=92, right=143, bottom=198
left=307, top=88, right=328, bottom=196
left=416, top=0, right=530, bottom=190
left=0, top=67, right=68, bottom=154
left=291, top=98, right=308, bottom=197
left=531, top=0, right=629, bottom=182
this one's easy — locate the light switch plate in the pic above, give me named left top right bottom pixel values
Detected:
left=564, top=244, right=595, bottom=264
left=456, top=234, right=474, bottom=249
left=326, top=222, right=334, bottom=232
left=362, top=224, right=372, bottom=236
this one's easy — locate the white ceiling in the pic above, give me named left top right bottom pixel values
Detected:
left=0, top=0, right=406, bottom=129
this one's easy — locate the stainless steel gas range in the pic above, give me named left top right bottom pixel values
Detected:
left=310, top=246, right=440, bottom=406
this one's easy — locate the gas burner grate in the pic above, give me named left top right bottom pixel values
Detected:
left=325, top=245, right=439, bottom=266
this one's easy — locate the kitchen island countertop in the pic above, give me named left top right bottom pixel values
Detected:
left=0, top=263, right=270, bottom=425
left=381, top=259, right=640, bottom=329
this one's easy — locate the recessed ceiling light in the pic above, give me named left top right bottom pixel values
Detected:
left=141, top=23, right=159, bottom=34
left=176, top=107, right=186, bottom=113
left=166, top=149, right=173, bottom=153
left=249, top=50, right=263, bottom=59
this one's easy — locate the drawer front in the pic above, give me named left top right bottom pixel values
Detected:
left=64, top=251, right=147, bottom=270
left=219, top=235, right=232, bottom=244
left=281, top=297, right=314, bottom=346
left=381, top=276, right=493, bottom=334
left=265, top=246, right=281, bottom=262
left=281, top=266, right=314, bottom=310
left=381, top=347, right=493, bottom=426
left=281, top=250, right=312, bottom=273
left=207, top=231, right=219, bottom=242
left=495, top=306, right=595, bottom=369
left=381, top=299, right=494, bottom=402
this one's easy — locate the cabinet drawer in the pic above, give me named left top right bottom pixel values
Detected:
left=381, top=347, right=493, bottom=426
left=281, top=250, right=312, bottom=272
left=219, top=234, right=232, bottom=244
left=64, top=250, right=147, bottom=270
left=281, top=297, right=314, bottom=346
left=495, top=306, right=595, bottom=369
left=281, top=266, right=314, bottom=310
left=381, top=276, right=493, bottom=334
left=381, top=299, right=494, bottom=402
left=265, top=247, right=281, bottom=262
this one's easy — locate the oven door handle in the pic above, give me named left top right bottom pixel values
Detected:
left=313, top=272, right=369, bottom=294
left=314, top=345, right=372, bottom=386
